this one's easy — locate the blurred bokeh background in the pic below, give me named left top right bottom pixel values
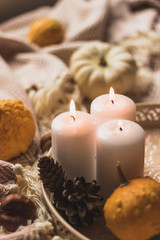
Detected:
left=0, top=0, right=57, bottom=22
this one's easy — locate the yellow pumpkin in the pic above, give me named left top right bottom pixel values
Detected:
left=0, top=99, right=36, bottom=161
left=104, top=176, right=160, bottom=240
left=69, top=42, right=137, bottom=100
left=28, top=18, right=64, bottom=47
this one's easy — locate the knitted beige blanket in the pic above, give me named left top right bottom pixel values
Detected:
left=0, top=0, right=159, bottom=239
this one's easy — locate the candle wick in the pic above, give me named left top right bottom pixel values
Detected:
left=111, top=100, right=114, bottom=104
left=71, top=115, right=75, bottom=121
left=119, top=127, right=123, bottom=131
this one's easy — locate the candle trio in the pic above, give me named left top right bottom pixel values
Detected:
left=51, top=88, right=145, bottom=199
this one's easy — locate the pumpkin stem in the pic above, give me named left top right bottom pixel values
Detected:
left=99, top=56, right=107, bottom=67
left=116, top=161, right=130, bottom=188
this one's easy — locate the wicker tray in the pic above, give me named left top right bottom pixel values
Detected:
left=42, top=103, right=160, bottom=240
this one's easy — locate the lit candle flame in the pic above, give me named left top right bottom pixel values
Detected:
left=109, top=87, right=115, bottom=104
left=118, top=120, right=123, bottom=131
left=70, top=99, right=76, bottom=121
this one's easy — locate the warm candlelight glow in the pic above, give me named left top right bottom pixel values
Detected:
left=109, top=87, right=115, bottom=104
left=70, top=99, right=76, bottom=121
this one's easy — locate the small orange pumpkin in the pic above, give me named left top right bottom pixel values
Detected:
left=104, top=162, right=160, bottom=240
left=0, top=99, right=36, bottom=160
left=28, top=18, right=64, bottom=47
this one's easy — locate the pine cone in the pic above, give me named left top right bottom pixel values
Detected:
left=38, top=156, right=65, bottom=192
left=53, top=177, right=104, bottom=226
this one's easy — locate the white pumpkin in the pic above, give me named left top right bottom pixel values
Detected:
left=69, top=42, right=137, bottom=100
left=27, top=73, right=86, bottom=130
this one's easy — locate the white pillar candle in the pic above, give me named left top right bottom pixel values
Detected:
left=97, top=119, right=145, bottom=199
left=90, top=87, right=136, bottom=125
left=51, top=100, right=97, bottom=181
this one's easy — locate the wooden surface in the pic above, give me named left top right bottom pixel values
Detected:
left=77, top=216, right=118, bottom=240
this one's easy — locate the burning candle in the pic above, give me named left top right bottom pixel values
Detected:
left=90, top=87, right=136, bottom=125
left=51, top=100, right=97, bottom=180
left=96, top=119, right=145, bottom=199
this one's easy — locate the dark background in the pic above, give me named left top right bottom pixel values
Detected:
left=0, top=0, right=58, bottom=23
